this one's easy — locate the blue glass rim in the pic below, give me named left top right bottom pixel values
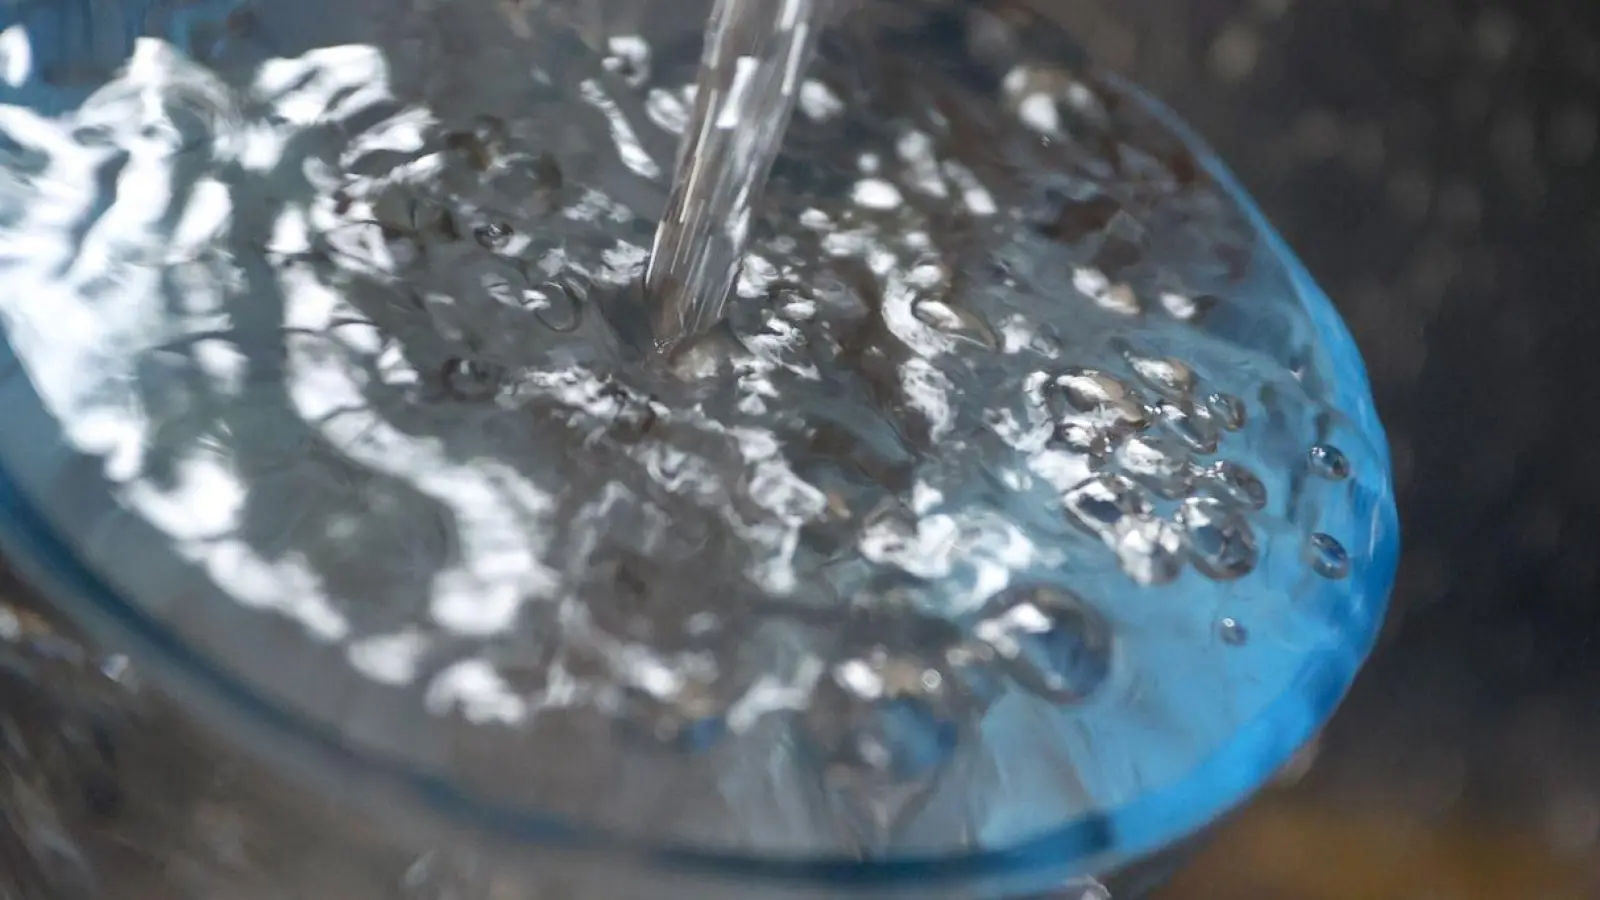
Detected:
left=0, top=67, right=1400, bottom=896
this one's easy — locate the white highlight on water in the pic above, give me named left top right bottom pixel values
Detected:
left=0, top=25, right=30, bottom=88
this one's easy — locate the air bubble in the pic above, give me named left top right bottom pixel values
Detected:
left=1046, top=369, right=1150, bottom=453
left=602, top=35, right=653, bottom=87
left=1112, top=516, right=1185, bottom=586
left=1052, top=424, right=1106, bottom=456
left=1197, top=460, right=1268, bottom=511
left=1048, top=368, right=1137, bottom=414
left=972, top=585, right=1113, bottom=704
left=1205, top=392, right=1247, bottom=431
left=524, top=277, right=585, bottom=332
left=473, top=222, right=513, bottom=251
left=1176, top=497, right=1259, bottom=581
left=1126, top=354, right=1196, bottom=401
left=471, top=261, right=528, bottom=308
left=1218, top=617, right=1249, bottom=646
left=911, top=297, right=998, bottom=349
left=1063, top=473, right=1152, bottom=532
left=1113, top=434, right=1194, bottom=499
left=1306, top=533, right=1351, bottom=579
left=1062, top=474, right=1182, bottom=583
left=1157, top=400, right=1221, bottom=455
left=1308, top=444, right=1351, bottom=481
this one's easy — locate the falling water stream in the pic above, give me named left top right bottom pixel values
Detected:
left=645, top=0, right=833, bottom=349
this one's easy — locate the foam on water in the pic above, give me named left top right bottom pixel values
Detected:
left=0, top=0, right=1397, bottom=878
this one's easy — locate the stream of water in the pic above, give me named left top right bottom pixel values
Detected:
left=645, top=0, right=833, bottom=349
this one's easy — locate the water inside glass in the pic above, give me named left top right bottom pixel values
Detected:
left=0, top=0, right=1399, bottom=896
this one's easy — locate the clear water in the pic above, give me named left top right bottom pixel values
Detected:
left=645, top=0, right=832, bottom=348
left=0, top=0, right=1397, bottom=890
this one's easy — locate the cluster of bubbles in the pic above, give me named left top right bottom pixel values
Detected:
left=1034, top=354, right=1354, bottom=587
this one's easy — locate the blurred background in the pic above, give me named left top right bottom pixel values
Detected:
left=1030, top=0, right=1600, bottom=897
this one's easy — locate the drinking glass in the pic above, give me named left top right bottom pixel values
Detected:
left=0, top=1, right=1400, bottom=897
